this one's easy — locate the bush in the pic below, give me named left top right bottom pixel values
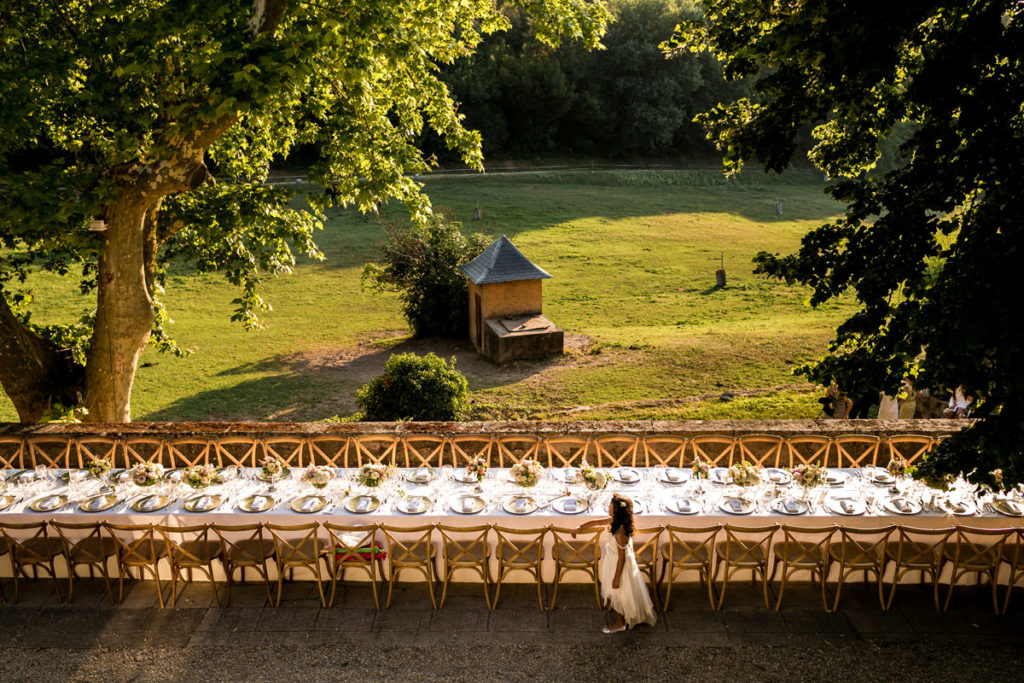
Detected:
left=356, top=352, right=469, bottom=421
left=362, top=210, right=488, bottom=338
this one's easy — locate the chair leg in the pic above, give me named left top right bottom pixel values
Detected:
left=943, top=572, right=956, bottom=612
left=492, top=571, right=504, bottom=610
left=884, top=571, right=898, bottom=611
left=328, top=566, right=340, bottom=608
left=716, top=565, right=729, bottom=611
left=440, top=567, right=451, bottom=609
left=535, top=571, right=545, bottom=611
left=760, top=567, right=771, bottom=610
left=832, top=572, right=844, bottom=612
left=774, top=567, right=788, bottom=611
left=592, top=570, right=602, bottom=610
left=549, top=572, right=560, bottom=611
left=385, top=569, right=396, bottom=608
left=990, top=572, right=1000, bottom=615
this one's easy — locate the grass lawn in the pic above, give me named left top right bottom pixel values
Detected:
left=1, top=169, right=856, bottom=423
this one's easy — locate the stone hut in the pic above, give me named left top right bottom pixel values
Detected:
left=459, top=235, right=564, bottom=364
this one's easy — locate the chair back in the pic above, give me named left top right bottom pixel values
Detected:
left=889, top=525, right=955, bottom=567
left=0, top=436, right=25, bottom=469
left=265, top=522, right=322, bottom=566
left=884, top=435, right=935, bottom=466
left=690, top=436, right=735, bottom=467
left=352, top=435, right=399, bottom=467
left=28, top=438, right=74, bottom=468
left=158, top=524, right=217, bottom=565
left=594, top=436, right=639, bottom=468
left=948, top=526, right=1015, bottom=569
left=832, top=525, right=895, bottom=566
left=76, top=438, right=119, bottom=471
left=778, top=524, right=836, bottom=565
left=212, top=523, right=272, bottom=567
left=167, top=438, right=211, bottom=468
left=736, top=435, right=785, bottom=468
left=642, top=436, right=687, bottom=467
left=661, top=524, right=721, bottom=566
left=786, top=436, right=832, bottom=469
left=493, top=526, right=548, bottom=567
left=122, top=438, right=166, bottom=468
left=545, top=437, right=590, bottom=468
left=549, top=526, right=600, bottom=567
left=436, top=524, right=491, bottom=566
left=719, top=524, right=778, bottom=566
left=403, top=436, right=446, bottom=468
left=264, top=437, right=308, bottom=467
left=323, top=523, right=381, bottom=565
left=214, top=438, right=260, bottom=468
left=450, top=436, right=493, bottom=468
left=380, top=524, right=436, bottom=567
left=104, top=522, right=163, bottom=566
left=832, top=435, right=881, bottom=468
left=50, top=519, right=109, bottom=556
left=496, top=436, right=541, bottom=467
left=0, top=520, right=55, bottom=560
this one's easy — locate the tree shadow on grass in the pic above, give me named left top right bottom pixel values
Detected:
left=143, top=336, right=580, bottom=422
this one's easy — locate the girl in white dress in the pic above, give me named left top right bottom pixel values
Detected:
left=573, top=494, right=657, bottom=633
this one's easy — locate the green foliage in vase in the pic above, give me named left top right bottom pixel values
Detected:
left=362, top=210, right=489, bottom=339
left=357, top=352, right=469, bottom=421
left=0, top=0, right=609, bottom=423
left=672, top=0, right=1024, bottom=482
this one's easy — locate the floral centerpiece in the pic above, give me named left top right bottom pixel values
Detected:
left=886, top=456, right=907, bottom=478
left=691, top=457, right=711, bottom=480
left=511, top=459, right=543, bottom=488
left=727, top=460, right=761, bottom=487
left=131, top=462, right=163, bottom=487
left=87, top=457, right=112, bottom=479
left=465, top=456, right=489, bottom=482
left=356, top=463, right=395, bottom=488
left=578, top=461, right=608, bottom=491
left=182, top=464, right=217, bottom=489
left=790, top=462, right=828, bottom=490
left=302, top=464, right=334, bottom=489
left=262, top=456, right=284, bottom=479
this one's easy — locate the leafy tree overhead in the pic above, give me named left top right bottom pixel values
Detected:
left=673, top=1, right=1024, bottom=482
left=0, top=0, right=608, bottom=423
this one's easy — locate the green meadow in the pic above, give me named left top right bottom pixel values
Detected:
left=1, top=169, right=856, bottom=423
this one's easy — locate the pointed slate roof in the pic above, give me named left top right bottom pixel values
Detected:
left=459, top=235, right=553, bottom=285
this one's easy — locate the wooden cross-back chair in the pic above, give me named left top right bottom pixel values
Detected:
left=883, top=525, right=956, bottom=612
left=770, top=524, right=835, bottom=611
left=352, top=435, right=399, bottom=467
left=50, top=520, right=118, bottom=605
left=305, top=436, right=349, bottom=467
left=158, top=524, right=223, bottom=608
left=735, top=435, right=785, bottom=468
left=77, top=437, right=120, bottom=471
left=690, top=435, right=736, bottom=467
left=826, top=525, right=895, bottom=611
left=0, top=521, right=65, bottom=604
left=264, top=522, right=326, bottom=607
left=642, top=436, right=688, bottom=468
left=166, top=438, right=211, bottom=468
left=943, top=526, right=1015, bottom=614
left=544, top=437, right=590, bottom=468
left=713, top=524, right=779, bottom=610
left=27, top=438, right=75, bottom=469
left=548, top=526, right=601, bottom=610
left=632, top=525, right=663, bottom=606
left=0, top=436, right=26, bottom=470
left=884, top=435, right=935, bottom=467
left=380, top=524, right=439, bottom=609
left=594, top=436, right=639, bottom=468
left=211, top=523, right=275, bottom=606
left=436, top=524, right=492, bottom=609
left=659, top=524, right=721, bottom=611
left=496, top=435, right=541, bottom=467
left=493, top=526, right=548, bottom=610
left=104, top=522, right=168, bottom=608
left=214, top=437, right=260, bottom=469
left=403, top=436, right=447, bottom=468
left=450, top=435, right=493, bottom=468
left=322, top=523, right=384, bottom=609
left=121, top=438, right=166, bottom=469
left=263, top=436, right=308, bottom=468
left=831, top=435, right=881, bottom=468
left=786, top=436, right=832, bottom=469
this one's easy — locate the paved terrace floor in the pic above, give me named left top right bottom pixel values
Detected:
left=1, top=578, right=1022, bottom=681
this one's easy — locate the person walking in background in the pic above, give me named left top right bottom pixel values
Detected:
left=573, top=494, right=656, bottom=633
left=898, top=377, right=917, bottom=419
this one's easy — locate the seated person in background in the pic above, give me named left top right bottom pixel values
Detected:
left=819, top=380, right=852, bottom=419
left=898, top=377, right=917, bottom=419
left=943, top=385, right=974, bottom=418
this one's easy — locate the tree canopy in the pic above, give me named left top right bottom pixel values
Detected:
left=0, top=0, right=608, bottom=422
left=673, top=1, right=1024, bottom=482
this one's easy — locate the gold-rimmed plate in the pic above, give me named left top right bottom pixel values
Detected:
left=291, top=495, right=329, bottom=514
left=238, top=494, right=277, bottom=513
left=613, top=468, right=641, bottom=484
left=883, top=497, right=922, bottom=515
left=0, top=494, right=19, bottom=511
left=989, top=498, right=1024, bottom=517
left=771, top=497, right=809, bottom=515
left=718, top=497, right=755, bottom=515
left=80, top=493, right=119, bottom=513
left=450, top=495, right=486, bottom=515
left=184, top=493, right=224, bottom=513
left=7, top=470, right=39, bottom=485
left=764, top=468, right=793, bottom=485
left=397, top=495, right=432, bottom=514
left=29, top=494, right=68, bottom=512
left=132, top=494, right=171, bottom=513
left=667, top=497, right=699, bottom=515
left=113, top=468, right=134, bottom=484
left=503, top=495, right=538, bottom=515
left=405, top=468, right=436, bottom=484
left=451, top=470, right=480, bottom=484
left=256, top=467, right=291, bottom=482
left=659, top=468, right=689, bottom=485
left=552, top=496, right=588, bottom=515
left=344, top=495, right=381, bottom=514
left=937, top=497, right=976, bottom=516
left=868, top=468, right=896, bottom=485
left=826, top=497, right=866, bottom=516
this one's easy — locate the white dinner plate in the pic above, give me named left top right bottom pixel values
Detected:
left=613, top=468, right=641, bottom=484
left=826, top=471, right=848, bottom=487
left=344, top=495, right=381, bottom=514
left=80, top=493, right=120, bottom=513
left=132, top=494, right=171, bottom=513
left=826, top=497, right=866, bottom=516
left=184, top=493, right=223, bottom=513
left=503, top=495, right=539, bottom=515
left=667, top=497, right=699, bottom=515
left=658, top=468, right=690, bottom=485
left=883, top=497, right=922, bottom=515
left=451, top=470, right=480, bottom=484
left=450, top=495, right=486, bottom=515
left=771, top=497, right=808, bottom=515
left=937, top=497, right=977, bottom=516
left=291, top=494, right=329, bottom=514
left=718, top=497, right=755, bottom=515
left=763, top=468, right=793, bottom=485
left=989, top=499, right=1024, bottom=517
left=29, top=494, right=68, bottom=512
left=396, top=495, right=432, bottom=514
left=552, top=496, right=589, bottom=515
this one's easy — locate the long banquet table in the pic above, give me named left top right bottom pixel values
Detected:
left=2, top=465, right=1022, bottom=583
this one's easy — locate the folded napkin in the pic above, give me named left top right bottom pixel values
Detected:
left=139, top=497, right=156, bottom=511
left=770, top=471, right=784, bottom=483
left=619, top=469, right=638, bottom=482
left=953, top=501, right=967, bottom=514
left=564, top=468, right=577, bottom=482
left=462, top=497, right=475, bottom=513
left=562, top=498, right=577, bottom=513
left=407, top=497, right=425, bottom=512
left=893, top=497, right=910, bottom=513
left=196, top=495, right=213, bottom=510
left=783, top=498, right=799, bottom=514
left=729, top=498, right=743, bottom=513
left=355, top=496, right=371, bottom=512
left=301, top=497, right=319, bottom=512
left=1003, top=500, right=1021, bottom=515
left=676, top=499, right=691, bottom=513
left=251, top=496, right=268, bottom=510
left=515, top=498, right=528, bottom=513
left=841, top=500, right=855, bottom=514
left=415, top=467, right=430, bottom=482
left=666, top=468, right=682, bottom=482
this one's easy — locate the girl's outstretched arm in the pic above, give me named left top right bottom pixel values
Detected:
left=572, top=517, right=612, bottom=538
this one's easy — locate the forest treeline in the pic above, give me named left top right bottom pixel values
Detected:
left=423, top=0, right=746, bottom=162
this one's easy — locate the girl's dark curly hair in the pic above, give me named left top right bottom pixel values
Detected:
left=609, top=494, right=634, bottom=537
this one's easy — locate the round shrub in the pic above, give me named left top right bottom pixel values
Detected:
left=356, top=352, right=469, bottom=421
